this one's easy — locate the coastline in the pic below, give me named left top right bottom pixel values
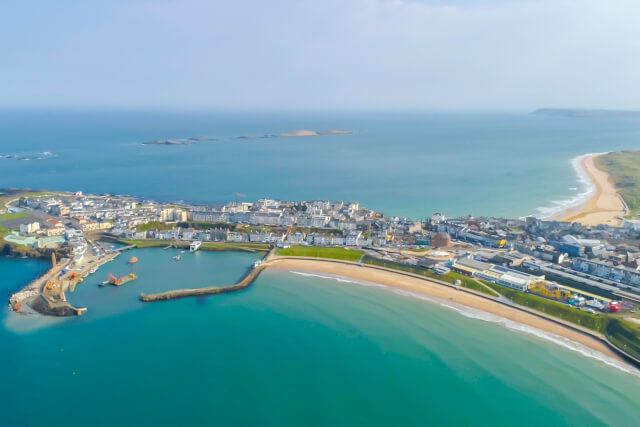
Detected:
left=267, top=258, right=635, bottom=370
left=550, top=153, right=628, bottom=226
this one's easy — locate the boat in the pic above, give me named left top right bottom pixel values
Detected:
left=100, top=273, right=137, bottom=287
left=129, top=256, right=138, bottom=264
left=173, top=255, right=181, bottom=261
left=189, top=241, right=202, bottom=252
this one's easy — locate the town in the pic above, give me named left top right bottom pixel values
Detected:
left=3, top=189, right=640, bottom=316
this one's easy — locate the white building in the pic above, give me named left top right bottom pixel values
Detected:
left=345, top=231, right=362, bottom=247
left=20, top=222, right=40, bottom=234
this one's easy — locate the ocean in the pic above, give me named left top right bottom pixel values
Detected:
left=1, top=250, right=640, bottom=426
left=3, top=110, right=640, bottom=425
left=2, top=109, right=640, bottom=219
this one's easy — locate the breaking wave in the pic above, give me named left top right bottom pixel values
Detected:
left=531, top=152, right=607, bottom=220
left=288, top=269, right=639, bottom=375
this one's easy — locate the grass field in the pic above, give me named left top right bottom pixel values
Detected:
left=277, top=246, right=364, bottom=261
left=596, top=151, right=640, bottom=217
left=136, top=221, right=174, bottom=231
left=362, top=256, right=499, bottom=296
left=0, top=212, right=28, bottom=221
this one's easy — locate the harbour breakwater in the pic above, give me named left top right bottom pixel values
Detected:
left=139, top=248, right=275, bottom=302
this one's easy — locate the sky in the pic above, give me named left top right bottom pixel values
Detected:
left=1, top=0, right=639, bottom=110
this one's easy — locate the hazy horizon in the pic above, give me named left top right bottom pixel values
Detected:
left=2, top=0, right=639, bottom=110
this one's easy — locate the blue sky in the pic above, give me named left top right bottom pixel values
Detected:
left=1, top=0, right=639, bottom=109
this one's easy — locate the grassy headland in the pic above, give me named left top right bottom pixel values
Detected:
left=596, top=151, right=640, bottom=217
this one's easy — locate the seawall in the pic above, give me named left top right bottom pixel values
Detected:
left=140, top=264, right=266, bottom=302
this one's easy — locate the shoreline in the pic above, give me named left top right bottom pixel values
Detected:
left=267, top=258, right=635, bottom=370
left=550, top=153, right=628, bottom=226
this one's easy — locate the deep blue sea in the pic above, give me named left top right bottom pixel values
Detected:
left=2, top=109, right=640, bottom=218
left=3, top=110, right=640, bottom=425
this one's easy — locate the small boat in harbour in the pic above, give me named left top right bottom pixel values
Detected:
left=190, top=241, right=202, bottom=252
left=129, top=256, right=138, bottom=264
left=172, top=255, right=181, bottom=261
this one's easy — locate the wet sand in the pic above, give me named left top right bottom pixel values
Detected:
left=557, top=154, right=627, bottom=226
left=267, top=258, right=623, bottom=362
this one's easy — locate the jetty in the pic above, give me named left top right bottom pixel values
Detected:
left=9, top=248, right=121, bottom=317
left=139, top=248, right=275, bottom=302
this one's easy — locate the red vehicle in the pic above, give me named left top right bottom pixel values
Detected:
left=607, top=304, right=620, bottom=313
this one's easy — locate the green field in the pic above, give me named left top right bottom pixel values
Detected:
left=362, top=256, right=499, bottom=296
left=136, top=221, right=174, bottom=231
left=277, top=246, right=364, bottom=261
left=596, top=151, right=640, bottom=217
left=0, top=212, right=28, bottom=221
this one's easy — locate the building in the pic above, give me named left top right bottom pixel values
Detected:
left=345, top=231, right=362, bottom=246
left=431, top=232, right=451, bottom=248
left=572, top=257, right=640, bottom=288
left=19, top=222, right=40, bottom=234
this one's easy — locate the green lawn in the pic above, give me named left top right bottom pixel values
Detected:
left=596, top=151, right=640, bottom=217
left=136, top=221, right=174, bottom=231
left=362, top=256, right=499, bottom=296
left=0, top=212, right=28, bottom=221
left=277, top=246, right=364, bottom=261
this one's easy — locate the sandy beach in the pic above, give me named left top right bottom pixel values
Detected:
left=267, top=258, right=624, bottom=362
left=556, top=154, right=628, bottom=226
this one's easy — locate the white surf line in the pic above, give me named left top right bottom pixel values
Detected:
left=529, top=152, right=608, bottom=220
left=288, top=269, right=639, bottom=376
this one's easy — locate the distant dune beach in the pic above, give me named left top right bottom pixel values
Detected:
left=555, top=154, right=628, bottom=226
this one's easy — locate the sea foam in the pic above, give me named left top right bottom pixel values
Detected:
left=288, top=269, right=640, bottom=376
left=531, top=152, right=608, bottom=220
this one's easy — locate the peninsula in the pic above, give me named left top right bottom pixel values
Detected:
left=4, top=185, right=640, bottom=366
left=533, top=108, right=640, bottom=119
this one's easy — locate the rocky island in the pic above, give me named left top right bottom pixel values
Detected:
left=236, top=129, right=351, bottom=139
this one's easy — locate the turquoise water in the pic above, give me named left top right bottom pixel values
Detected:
left=2, top=109, right=640, bottom=218
left=2, top=251, right=640, bottom=426
left=4, top=111, right=640, bottom=424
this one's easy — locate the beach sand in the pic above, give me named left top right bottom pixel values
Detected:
left=267, top=258, right=623, bottom=362
left=556, top=154, right=627, bottom=226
